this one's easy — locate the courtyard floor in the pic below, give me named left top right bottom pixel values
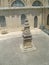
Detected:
left=0, top=28, right=49, bottom=65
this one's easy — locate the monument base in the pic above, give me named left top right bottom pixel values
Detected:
left=20, top=41, right=36, bottom=52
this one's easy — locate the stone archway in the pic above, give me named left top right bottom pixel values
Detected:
left=0, top=16, right=6, bottom=27
left=34, top=16, right=38, bottom=28
left=47, top=14, right=49, bottom=25
left=21, top=14, right=26, bottom=25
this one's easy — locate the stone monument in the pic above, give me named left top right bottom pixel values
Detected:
left=20, top=19, right=36, bottom=51
left=22, top=19, right=32, bottom=49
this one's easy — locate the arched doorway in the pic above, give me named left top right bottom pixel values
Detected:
left=21, top=14, right=26, bottom=25
left=0, top=16, right=6, bottom=27
left=34, top=16, right=38, bottom=28
left=11, top=0, right=25, bottom=7
left=47, top=14, right=49, bottom=25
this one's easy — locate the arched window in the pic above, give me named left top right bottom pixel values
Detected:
left=34, top=16, right=38, bottom=28
left=47, top=15, right=49, bottom=25
left=32, top=1, right=43, bottom=6
left=11, top=0, right=25, bottom=7
left=0, top=16, right=6, bottom=27
left=21, top=14, right=26, bottom=24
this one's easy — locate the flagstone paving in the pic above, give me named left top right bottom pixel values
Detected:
left=0, top=29, right=49, bottom=65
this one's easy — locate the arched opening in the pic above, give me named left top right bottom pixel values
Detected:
left=32, top=1, right=43, bottom=6
left=0, top=16, right=6, bottom=27
left=21, top=14, right=26, bottom=25
left=34, top=16, right=38, bottom=28
left=48, top=0, right=49, bottom=5
left=47, top=14, right=49, bottom=25
left=11, top=0, right=25, bottom=7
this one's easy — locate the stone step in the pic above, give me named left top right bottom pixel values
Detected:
left=23, top=38, right=32, bottom=40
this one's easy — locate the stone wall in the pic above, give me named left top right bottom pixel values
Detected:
left=0, top=8, right=43, bottom=31
left=0, top=0, right=49, bottom=32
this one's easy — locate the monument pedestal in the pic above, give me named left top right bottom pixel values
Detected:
left=23, top=40, right=32, bottom=49
left=20, top=40, right=36, bottom=52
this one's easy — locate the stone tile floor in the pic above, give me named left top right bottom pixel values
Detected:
left=0, top=29, right=49, bottom=65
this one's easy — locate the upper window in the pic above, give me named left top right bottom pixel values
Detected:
left=32, top=1, right=43, bottom=6
left=11, top=0, right=25, bottom=7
